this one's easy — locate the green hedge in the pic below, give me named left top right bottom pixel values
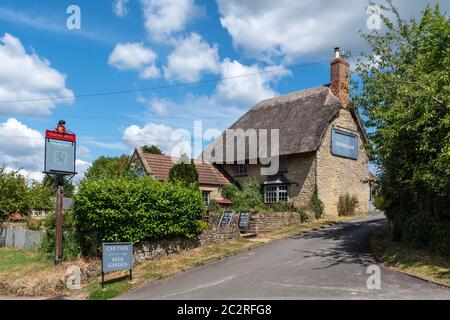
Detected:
left=73, top=177, right=205, bottom=254
left=387, top=207, right=450, bottom=255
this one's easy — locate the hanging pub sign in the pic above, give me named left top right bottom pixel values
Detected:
left=238, top=212, right=252, bottom=233
left=331, top=128, right=358, bottom=160
left=218, top=211, right=234, bottom=228
left=44, top=123, right=76, bottom=175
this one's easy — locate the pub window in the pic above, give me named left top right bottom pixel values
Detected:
left=236, top=164, right=248, bottom=176
left=202, top=191, right=211, bottom=206
left=264, top=185, right=289, bottom=203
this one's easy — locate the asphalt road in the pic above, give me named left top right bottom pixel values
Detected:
left=119, top=214, right=450, bottom=300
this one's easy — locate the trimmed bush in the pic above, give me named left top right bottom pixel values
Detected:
left=73, top=177, right=205, bottom=255
left=337, top=193, right=359, bottom=216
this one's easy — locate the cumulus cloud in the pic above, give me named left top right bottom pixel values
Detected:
left=0, top=33, right=74, bottom=116
left=140, top=0, right=202, bottom=41
left=74, top=159, right=91, bottom=183
left=137, top=95, right=175, bottom=115
left=113, top=0, right=129, bottom=17
left=216, top=58, right=290, bottom=107
left=216, top=0, right=450, bottom=62
left=163, top=33, right=220, bottom=82
left=108, top=42, right=160, bottom=79
left=0, top=118, right=44, bottom=177
left=3, top=167, right=44, bottom=183
left=123, top=122, right=191, bottom=157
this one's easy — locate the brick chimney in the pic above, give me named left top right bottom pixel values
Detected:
left=330, top=47, right=350, bottom=108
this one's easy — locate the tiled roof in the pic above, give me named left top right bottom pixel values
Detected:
left=136, top=150, right=231, bottom=186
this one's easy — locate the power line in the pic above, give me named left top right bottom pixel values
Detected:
left=0, top=60, right=328, bottom=105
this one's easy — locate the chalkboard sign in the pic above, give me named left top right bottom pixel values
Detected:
left=238, top=212, right=252, bottom=232
left=218, top=211, right=234, bottom=228
left=102, top=242, right=133, bottom=287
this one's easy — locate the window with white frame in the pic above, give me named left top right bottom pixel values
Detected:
left=264, top=185, right=289, bottom=203
left=236, top=164, right=248, bottom=176
left=202, top=191, right=211, bottom=206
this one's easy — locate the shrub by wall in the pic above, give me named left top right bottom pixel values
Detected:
left=337, top=193, right=359, bottom=216
left=73, top=177, right=205, bottom=255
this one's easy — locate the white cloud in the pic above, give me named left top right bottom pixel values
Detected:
left=136, top=95, right=174, bottom=115
left=123, top=122, right=191, bottom=157
left=0, top=33, right=74, bottom=116
left=74, top=159, right=91, bottom=183
left=108, top=42, right=160, bottom=79
left=113, top=0, right=129, bottom=17
left=3, top=167, right=45, bottom=183
left=215, top=0, right=450, bottom=62
left=216, top=58, right=290, bottom=107
left=0, top=118, right=44, bottom=175
left=164, top=33, right=220, bottom=82
left=140, top=0, right=201, bottom=41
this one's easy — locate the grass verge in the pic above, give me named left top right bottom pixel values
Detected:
left=83, top=214, right=358, bottom=300
left=371, top=227, right=450, bottom=286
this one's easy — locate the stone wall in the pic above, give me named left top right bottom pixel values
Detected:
left=316, top=108, right=370, bottom=215
left=247, top=211, right=304, bottom=234
left=133, top=212, right=240, bottom=264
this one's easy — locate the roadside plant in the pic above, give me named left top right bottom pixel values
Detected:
left=74, top=176, right=205, bottom=255
left=311, top=186, right=325, bottom=219
left=337, top=193, right=359, bottom=216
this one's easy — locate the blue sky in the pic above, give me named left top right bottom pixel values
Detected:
left=0, top=0, right=447, bottom=181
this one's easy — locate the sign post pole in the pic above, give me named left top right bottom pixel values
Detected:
left=54, top=176, right=64, bottom=264
left=43, top=120, right=77, bottom=265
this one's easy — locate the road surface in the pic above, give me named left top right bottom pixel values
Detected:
left=119, top=214, right=450, bottom=300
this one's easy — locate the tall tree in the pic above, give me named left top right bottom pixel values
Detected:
left=43, top=175, right=75, bottom=198
left=169, top=155, right=199, bottom=187
left=0, top=167, right=30, bottom=220
left=353, top=4, right=449, bottom=251
left=141, top=145, right=163, bottom=154
left=83, top=155, right=131, bottom=181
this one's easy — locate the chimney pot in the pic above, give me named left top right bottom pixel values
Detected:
left=334, top=47, right=340, bottom=59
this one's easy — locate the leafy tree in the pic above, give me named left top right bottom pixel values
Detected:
left=168, top=155, right=199, bottom=187
left=353, top=4, right=450, bottom=252
left=141, top=145, right=163, bottom=154
left=221, top=183, right=240, bottom=201
left=0, top=167, right=30, bottom=220
left=28, top=182, right=53, bottom=212
left=43, top=175, right=75, bottom=198
left=232, top=178, right=263, bottom=212
left=83, top=155, right=130, bottom=181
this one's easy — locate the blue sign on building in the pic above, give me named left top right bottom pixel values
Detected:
left=331, top=129, right=359, bottom=160
left=102, top=242, right=133, bottom=273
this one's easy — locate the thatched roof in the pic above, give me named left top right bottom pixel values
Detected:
left=203, top=85, right=366, bottom=162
